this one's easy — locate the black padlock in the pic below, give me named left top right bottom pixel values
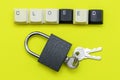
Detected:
left=24, top=31, right=72, bottom=71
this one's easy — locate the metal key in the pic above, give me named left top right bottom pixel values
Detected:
left=66, top=47, right=102, bottom=69
left=73, top=47, right=102, bottom=61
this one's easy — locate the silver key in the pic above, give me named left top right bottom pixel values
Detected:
left=73, top=47, right=102, bottom=61
left=65, top=47, right=102, bottom=69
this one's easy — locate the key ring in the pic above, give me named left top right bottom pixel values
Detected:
left=24, top=31, right=49, bottom=58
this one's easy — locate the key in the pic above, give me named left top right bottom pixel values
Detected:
left=44, top=9, right=59, bottom=24
left=29, top=9, right=43, bottom=24
left=89, top=10, right=103, bottom=24
left=73, top=47, right=102, bottom=61
left=14, top=9, right=28, bottom=23
left=65, top=47, right=102, bottom=69
left=59, top=9, right=73, bottom=24
left=74, top=9, right=88, bottom=24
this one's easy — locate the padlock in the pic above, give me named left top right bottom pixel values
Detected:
left=24, top=31, right=102, bottom=72
left=24, top=31, right=72, bottom=71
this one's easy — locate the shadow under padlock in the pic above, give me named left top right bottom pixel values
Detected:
left=24, top=31, right=79, bottom=72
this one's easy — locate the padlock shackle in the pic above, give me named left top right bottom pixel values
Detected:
left=24, top=31, right=50, bottom=58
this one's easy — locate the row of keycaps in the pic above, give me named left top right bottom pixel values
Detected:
left=14, top=9, right=103, bottom=24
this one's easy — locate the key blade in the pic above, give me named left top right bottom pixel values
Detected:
left=89, top=47, right=102, bottom=53
left=86, top=55, right=101, bottom=60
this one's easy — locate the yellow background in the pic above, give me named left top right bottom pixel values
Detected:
left=0, top=0, right=120, bottom=80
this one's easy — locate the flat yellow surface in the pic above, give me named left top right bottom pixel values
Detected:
left=0, top=0, right=120, bottom=80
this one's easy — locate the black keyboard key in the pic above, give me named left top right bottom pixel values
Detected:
left=89, top=10, right=103, bottom=24
left=59, top=9, right=73, bottom=24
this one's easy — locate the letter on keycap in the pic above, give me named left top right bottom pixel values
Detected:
left=14, top=9, right=28, bottom=23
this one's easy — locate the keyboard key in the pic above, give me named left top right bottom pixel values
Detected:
left=45, top=9, right=59, bottom=24
left=14, top=8, right=103, bottom=25
left=89, top=10, right=103, bottom=24
left=74, top=9, right=88, bottom=24
left=59, top=9, right=73, bottom=24
left=14, top=9, right=28, bottom=23
left=30, top=9, right=43, bottom=24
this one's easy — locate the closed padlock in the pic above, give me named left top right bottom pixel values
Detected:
left=24, top=31, right=72, bottom=71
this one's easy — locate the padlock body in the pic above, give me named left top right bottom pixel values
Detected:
left=38, top=34, right=72, bottom=71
